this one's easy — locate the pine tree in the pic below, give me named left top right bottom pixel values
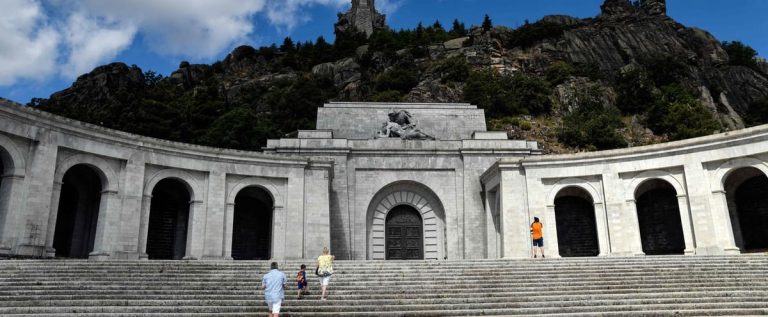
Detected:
left=482, top=14, right=493, bottom=32
left=280, top=37, right=295, bottom=52
left=451, top=19, right=467, bottom=36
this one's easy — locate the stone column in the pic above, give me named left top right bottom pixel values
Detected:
left=626, top=199, right=645, bottom=256
left=726, top=198, right=743, bottom=249
left=483, top=190, right=497, bottom=259
left=304, top=166, right=332, bottom=260
left=0, top=174, right=24, bottom=254
left=544, top=204, right=560, bottom=258
left=137, top=194, right=152, bottom=259
left=710, top=190, right=740, bottom=254
left=89, top=190, right=119, bottom=260
left=44, top=181, right=63, bottom=258
left=183, top=200, right=206, bottom=260
left=594, top=202, right=610, bottom=256
left=203, top=170, right=226, bottom=260
left=676, top=194, right=696, bottom=255
left=17, top=134, right=59, bottom=257
left=117, top=157, right=146, bottom=259
left=271, top=205, right=286, bottom=260
left=499, top=166, right=531, bottom=258
left=222, top=203, right=235, bottom=260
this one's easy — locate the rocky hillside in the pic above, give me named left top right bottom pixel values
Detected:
left=27, top=0, right=768, bottom=153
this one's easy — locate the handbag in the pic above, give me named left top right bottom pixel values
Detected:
left=315, top=266, right=320, bottom=276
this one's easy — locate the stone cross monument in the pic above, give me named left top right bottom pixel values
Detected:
left=335, top=0, right=387, bottom=37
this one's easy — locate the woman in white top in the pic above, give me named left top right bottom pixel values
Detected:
left=316, top=246, right=335, bottom=300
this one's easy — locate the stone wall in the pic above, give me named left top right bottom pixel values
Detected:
left=0, top=102, right=332, bottom=260
left=483, top=124, right=768, bottom=258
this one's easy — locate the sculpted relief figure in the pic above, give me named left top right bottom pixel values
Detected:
left=377, top=110, right=435, bottom=140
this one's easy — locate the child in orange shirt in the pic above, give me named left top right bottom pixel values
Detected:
left=531, top=217, right=545, bottom=258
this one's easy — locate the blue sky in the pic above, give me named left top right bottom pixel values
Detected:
left=1, top=0, right=766, bottom=104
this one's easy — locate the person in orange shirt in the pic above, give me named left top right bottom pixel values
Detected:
left=531, top=217, right=545, bottom=258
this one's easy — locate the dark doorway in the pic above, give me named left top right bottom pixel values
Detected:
left=635, top=180, right=685, bottom=255
left=386, top=205, right=423, bottom=260
left=554, top=188, right=599, bottom=257
left=730, top=169, right=768, bottom=252
left=232, top=187, right=273, bottom=260
left=147, top=178, right=190, bottom=260
left=53, top=165, right=102, bottom=258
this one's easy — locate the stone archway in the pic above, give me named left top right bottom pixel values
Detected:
left=385, top=205, right=423, bottom=260
left=367, top=181, right=446, bottom=260
left=231, top=186, right=273, bottom=260
left=52, top=165, right=102, bottom=258
left=146, top=178, right=191, bottom=260
left=724, top=167, right=768, bottom=252
left=0, top=136, right=25, bottom=254
left=635, top=179, right=685, bottom=255
left=554, top=186, right=599, bottom=257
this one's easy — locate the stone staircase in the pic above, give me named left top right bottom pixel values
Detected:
left=1, top=255, right=767, bottom=316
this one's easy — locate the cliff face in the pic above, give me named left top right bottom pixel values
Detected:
left=524, top=5, right=768, bottom=129
left=28, top=0, right=768, bottom=152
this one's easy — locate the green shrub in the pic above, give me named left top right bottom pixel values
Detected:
left=646, top=85, right=720, bottom=140
left=505, top=20, right=575, bottom=49
left=370, top=90, right=404, bottom=102
left=434, top=57, right=470, bottom=83
left=615, top=68, right=656, bottom=114
left=199, top=108, right=276, bottom=150
left=545, top=61, right=576, bottom=86
left=464, top=70, right=551, bottom=117
left=488, top=116, right=533, bottom=131
left=374, top=67, right=420, bottom=94
left=558, top=86, right=627, bottom=150
left=722, top=41, right=759, bottom=70
left=745, top=97, right=768, bottom=127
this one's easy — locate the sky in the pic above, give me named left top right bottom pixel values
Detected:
left=0, top=0, right=766, bottom=104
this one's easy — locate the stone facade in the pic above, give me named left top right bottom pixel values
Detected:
left=0, top=102, right=332, bottom=260
left=0, top=100, right=766, bottom=261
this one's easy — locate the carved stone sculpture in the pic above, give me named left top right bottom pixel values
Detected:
left=376, top=110, right=435, bottom=140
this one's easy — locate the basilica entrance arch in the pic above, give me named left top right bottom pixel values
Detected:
left=634, top=179, right=685, bottom=255
left=367, top=181, right=446, bottom=260
left=52, top=165, right=103, bottom=258
left=553, top=186, right=599, bottom=257
left=724, top=167, right=768, bottom=252
left=231, top=186, right=273, bottom=260
left=385, top=205, right=423, bottom=260
left=146, top=178, right=192, bottom=260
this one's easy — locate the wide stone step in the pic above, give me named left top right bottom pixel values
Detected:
left=2, top=293, right=766, bottom=309
left=2, top=256, right=767, bottom=316
left=5, top=272, right=765, bottom=286
left=2, top=301, right=767, bottom=315
left=0, top=285, right=756, bottom=299
left=1, top=289, right=765, bottom=302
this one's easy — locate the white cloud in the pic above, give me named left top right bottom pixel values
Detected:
left=0, top=0, right=60, bottom=85
left=1, top=0, right=403, bottom=86
left=265, top=0, right=347, bottom=30
left=60, top=13, right=136, bottom=78
left=376, top=0, right=404, bottom=15
left=73, top=0, right=267, bottom=58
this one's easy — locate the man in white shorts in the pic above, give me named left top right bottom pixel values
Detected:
left=262, top=262, right=287, bottom=317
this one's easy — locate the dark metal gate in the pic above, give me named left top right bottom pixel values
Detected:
left=385, top=205, right=423, bottom=260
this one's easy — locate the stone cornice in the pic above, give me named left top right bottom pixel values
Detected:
left=0, top=102, right=311, bottom=168
left=501, top=125, right=768, bottom=168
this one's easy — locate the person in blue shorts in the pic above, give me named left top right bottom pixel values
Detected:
left=296, top=264, right=309, bottom=299
left=531, top=217, right=545, bottom=258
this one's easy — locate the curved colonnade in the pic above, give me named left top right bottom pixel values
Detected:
left=482, top=127, right=768, bottom=258
left=0, top=103, right=332, bottom=259
left=1, top=101, right=767, bottom=260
